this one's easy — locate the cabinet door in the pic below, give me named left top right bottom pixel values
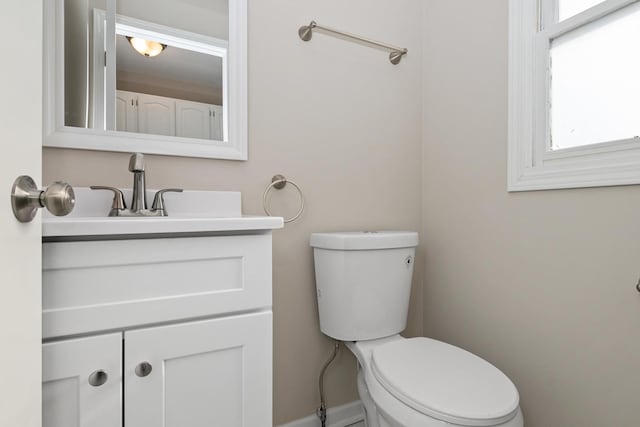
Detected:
left=115, top=90, right=137, bottom=133
left=137, top=93, right=175, bottom=136
left=210, top=104, right=224, bottom=140
left=175, top=100, right=211, bottom=139
left=43, top=333, right=122, bottom=427
left=125, top=312, right=271, bottom=427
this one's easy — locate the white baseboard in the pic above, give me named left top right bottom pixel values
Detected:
left=278, top=400, right=365, bottom=427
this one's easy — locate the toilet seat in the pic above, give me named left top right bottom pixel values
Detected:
left=370, top=338, right=520, bottom=426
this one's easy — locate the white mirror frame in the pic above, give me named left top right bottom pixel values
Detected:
left=43, top=0, right=247, bottom=160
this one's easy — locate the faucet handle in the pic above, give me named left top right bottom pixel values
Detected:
left=151, top=188, right=183, bottom=216
left=129, top=153, right=145, bottom=172
left=90, top=186, right=127, bottom=216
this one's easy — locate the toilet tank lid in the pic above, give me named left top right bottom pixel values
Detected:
left=310, top=231, right=418, bottom=250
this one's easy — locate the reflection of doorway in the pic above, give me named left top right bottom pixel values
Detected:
left=92, top=10, right=228, bottom=139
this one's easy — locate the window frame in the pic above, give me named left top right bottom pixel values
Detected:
left=508, top=0, right=640, bottom=191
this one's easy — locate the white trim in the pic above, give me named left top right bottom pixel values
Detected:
left=43, top=0, right=247, bottom=160
left=91, top=9, right=106, bottom=130
left=105, top=0, right=116, bottom=130
left=114, top=15, right=228, bottom=56
left=545, top=0, right=637, bottom=38
left=508, top=0, right=640, bottom=191
left=277, top=401, right=365, bottom=427
left=508, top=0, right=537, bottom=190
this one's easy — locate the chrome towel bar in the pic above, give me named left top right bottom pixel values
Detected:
left=298, top=20, right=408, bottom=64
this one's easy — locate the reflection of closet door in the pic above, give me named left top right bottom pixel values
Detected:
left=137, top=93, right=175, bottom=136
left=176, top=100, right=211, bottom=140
left=43, top=333, right=122, bottom=427
left=115, top=90, right=138, bottom=133
left=210, top=105, right=223, bottom=141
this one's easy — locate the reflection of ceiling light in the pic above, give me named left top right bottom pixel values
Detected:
left=126, top=36, right=167, bottom=57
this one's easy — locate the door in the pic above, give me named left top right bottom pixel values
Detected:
left=210, top=105, right=224, bottom=141
left=125, top=312, right=272, bottom=427
left=115, top=90, right=138, bottom=133
left=43, top=334, right=122, bottom=427
left=0, top=2, right=43, bottom=427
left=176, top=99, right=211, bottom=139
left=137, top=93, right=176, bottom=136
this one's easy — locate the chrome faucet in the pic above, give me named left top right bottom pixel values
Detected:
left=129, top=153, right=148, bottom=212
left=90, top=153, right=183, bottom=217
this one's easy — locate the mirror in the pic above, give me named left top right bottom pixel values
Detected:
left=44, top=0, right=247, bottom=160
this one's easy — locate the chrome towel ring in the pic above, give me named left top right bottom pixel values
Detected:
left=263, top=174, right=304, bottom=223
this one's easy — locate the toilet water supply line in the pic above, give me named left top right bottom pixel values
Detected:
left=317, top=340, right=341, bottom=427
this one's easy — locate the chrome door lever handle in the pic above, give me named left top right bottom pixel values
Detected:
left=11, top=176, right=75, bottom=223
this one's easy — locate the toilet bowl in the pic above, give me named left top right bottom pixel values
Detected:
left=310, top=231, right=523, bottom=427
left=346, top=336, right=523, bottom=427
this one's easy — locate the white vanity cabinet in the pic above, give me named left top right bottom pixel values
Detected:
left=42, top=232, right=275, bottom=427
left=175, top=101, right=223, bottom=141
left=117, top=90, right=175, bottom=135
left=43, top=334, right=122, bottom=427
left=137, top=92, right=176, bottom=136
left=115, top=91, right=138, bottom=133
left=125, top=312, right=271, bottom=426
left=210, top=104, right=224, bottom=140
left=116, top=90, right=223, bottom=140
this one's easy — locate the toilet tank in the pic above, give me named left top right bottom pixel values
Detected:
left=310, top=231, right=418, bottom=341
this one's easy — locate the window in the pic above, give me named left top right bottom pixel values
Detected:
left=508, top=0, right=640, bottom=191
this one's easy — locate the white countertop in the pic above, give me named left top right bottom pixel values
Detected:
left=43, top=188, right=284, bottom=239
left=43, top=215, right=284, bottom=238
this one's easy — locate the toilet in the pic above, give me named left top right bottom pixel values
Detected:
left=310, top=231, right=523, bottom=427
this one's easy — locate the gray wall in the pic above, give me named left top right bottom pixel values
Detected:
left=421, top=1, right=640, bottom=426
left=44, top=0, right=424, bottom=424
left=46, top=0, right=640, bottom=425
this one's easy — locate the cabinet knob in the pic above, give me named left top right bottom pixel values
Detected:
left=88, top=370, right=108, bottom=387
left=135, top=361, right=153, bottom=377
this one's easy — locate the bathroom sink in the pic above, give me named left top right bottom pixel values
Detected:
left=43, top=187, right=283, bottom=239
